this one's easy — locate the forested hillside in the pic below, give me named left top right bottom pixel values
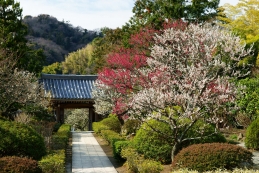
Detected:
left=23, top=14, right=100, bottom=65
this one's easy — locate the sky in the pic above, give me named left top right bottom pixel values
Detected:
left=18, top=0, right=239, bottom=31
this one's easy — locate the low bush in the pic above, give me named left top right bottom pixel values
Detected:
left=0, top=156, right=41, bottom=173
left=100, top=114, right=121, bottom=133
left=51, top=124, right=71, bottom=150
left=121, top=119, right=141, bottom=136
left=245, top=117, right=259, bottom=149
left=0, top=119, right=46, bottom=160
left=92, top=122, right=109, bottom=134
left=113, top=140, right=131, bottom=161
left=172, top=143, right=253, bottom=172
left=171, top=169, right=259, bottom=173
left=132, top=119, right=174, bottom=163
left=121, top=147, right=163, bottom=173
left=100, top=129, right=124, bottom=146
left=39, top=150, right=65, bottom=173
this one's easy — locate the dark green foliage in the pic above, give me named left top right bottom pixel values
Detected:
left=130, top=0, right=220, bottom=29
left=39, top=150, right=65, bottom=173
left=121, top=147, right=163, bottom=173
left=92, top=122, right=109, bottom=134
left=51, top=124, right=71, bottom=150
left=182, top=120, right=227, bottom=148
left=245, top=117, right=259, bottom=149
left=0, top=119, right=46, bottom=160
left=0, top=0, right=45, bottom=73
left=132, top=119, right=173, bottom=163
left=113, top=140, right=131, bottom=161
left=0, top=156, right=41, bottom=173
left=100, top=129, right=124, bottom=146
left=172, top=143, right=253, bottom=172
left=121, top=119, right=141, bottom=136
left=98, top=114, right=121, bottom=133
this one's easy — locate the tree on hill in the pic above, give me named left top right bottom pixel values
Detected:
left=0, top=0, right=45, bottom=73
left=93, top=21, right=253, bottom=160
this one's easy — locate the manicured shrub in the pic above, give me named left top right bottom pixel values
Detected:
left=0, top=156, right=41, bottom=173
left=121, top=119, right=141, bottom=136
left=51, top=124, right=71, bottom=150
left=92, top=122, right=109, bottom=134
left=172, top=143, right=253, bottom=172
left=113, top=140, right=131, bottom=161
left=100, top=129, right=124, bottom=146
left=0, top=119, right=46, bottom=160
left=132, top=119, right=174, bottom=163
left=245, top=117, right=259, bottom=149
left=39, top=150, right=65, bottom=173
left=121, top=147, right=163, bottom=173
left=100, top=114, right=121, bottom=133
left=171, top=169, right=259, bottom=173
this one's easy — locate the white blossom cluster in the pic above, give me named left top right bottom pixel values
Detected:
left=0, top=68, right=48, bottom=115
left=129, top=23, right=253, bottom=123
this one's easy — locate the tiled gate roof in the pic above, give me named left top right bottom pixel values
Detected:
left=40, top=74, right=98, bottom=101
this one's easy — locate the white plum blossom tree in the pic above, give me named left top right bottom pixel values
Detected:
left=93, top=21, right=253, bottom=160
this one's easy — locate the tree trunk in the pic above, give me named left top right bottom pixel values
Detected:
left=171, top=142, right=181, bottom=162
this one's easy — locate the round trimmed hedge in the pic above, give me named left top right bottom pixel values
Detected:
left=132, top=119, right=174, bottom=163
left=0, top=120, right=46, bottom=160
left=172, top=143, right=253, bottom=172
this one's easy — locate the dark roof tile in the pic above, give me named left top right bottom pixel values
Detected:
left=40, top=74, right=97, bottom=100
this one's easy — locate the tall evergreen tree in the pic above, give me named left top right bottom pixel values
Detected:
left=0, top=0, right=45, bottom=73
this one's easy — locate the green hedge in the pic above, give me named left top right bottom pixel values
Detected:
left=51, top=124, right=71, bottom=150
left=0, top=119, right=46, bottom=160
left=39, top=124, right=70, bottom=173
left=92, top=122, right=109, bottom=134
left=100, top=129, right=124, bottom=146
left=39, top=150, right=65, bottom=173
left=0, top=156, right=41, bottom=173
left=113, top=140, right=131, bottom=161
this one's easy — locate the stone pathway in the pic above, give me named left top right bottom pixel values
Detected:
left=72, top=131, right=117, bottom=173
left=238, top=142, right=259, bottom=169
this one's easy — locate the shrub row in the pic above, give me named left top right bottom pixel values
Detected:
left=121, top=147, right=163, bottom=173
left=51, top=124, right=71, bottom=150
left=92, top=122, right=109, bottom=134
left=113, top=140, right=131, bottom=161
left=39, top=124, right=70, bottom=173
left=39, top=150, right=65, bottom=173
left=0, top=156, right=41, bottom=173
left=172, top=143, right=253, bottom=172
left=101, top=129, right=125, bottom=145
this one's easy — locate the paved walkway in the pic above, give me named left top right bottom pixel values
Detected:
left=72, top=131, right=117, bottom=173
